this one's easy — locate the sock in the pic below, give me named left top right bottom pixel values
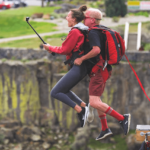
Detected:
left=105, top=107, right=124, bottom=121
left=99, top=114, right=108, bottom=131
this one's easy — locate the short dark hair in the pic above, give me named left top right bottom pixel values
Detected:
left=71, top=5, right=87, bottom=23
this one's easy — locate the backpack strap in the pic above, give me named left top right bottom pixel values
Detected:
left=64, top=27, right=87, bottom=65
left=64, top=51, right=82, bottom=65
left=73, top=27, right=88, bottom=51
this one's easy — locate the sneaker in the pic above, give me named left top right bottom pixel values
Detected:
left=77, top=107, right=85, bottom=127
left=77, top=112, right=84, bottom=127
left=87, top=103, right=94, bottom=123
left=96, top=128, right=113, bottom=140
left=83, top=106, right=88, bottom=127
left=119, top=114, right=131, bottom=135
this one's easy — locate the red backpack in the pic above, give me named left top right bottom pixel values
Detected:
left=89, top=25, right=125, bottom=65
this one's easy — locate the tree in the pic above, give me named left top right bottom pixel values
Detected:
left=41, top=0, right=44, bottom=7
left=105, top=0, right=127, bottom=17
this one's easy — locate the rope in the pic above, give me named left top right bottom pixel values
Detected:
left=125, top=54, right=150, bottom=102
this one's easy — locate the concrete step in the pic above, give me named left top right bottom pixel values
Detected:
left=127, top=33, right=137, bottom=51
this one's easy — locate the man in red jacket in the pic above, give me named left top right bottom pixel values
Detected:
left=74, top=8, right=131, bottom=140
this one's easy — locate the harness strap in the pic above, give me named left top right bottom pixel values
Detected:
left=90, top=55, right=105, bottom=74
left=64, top=59, right=71, bottom=65
left=64, top=51, right=81, bottom=65
left=64, top=27, right=87, bottom=65
left=125, top=54, right=150, bottom=102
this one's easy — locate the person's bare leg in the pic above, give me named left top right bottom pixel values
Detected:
left=89, top=95, right=124, bottom=121
left=74, top=105, right=82, bottom=113
left=80, top=102, right=86, bottom=107
left=89, top=95, right=130, bottom=135
left=89, top=96, right=109, bottom=112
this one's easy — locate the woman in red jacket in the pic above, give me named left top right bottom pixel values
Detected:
left=43, top=5, right=94, bottom=127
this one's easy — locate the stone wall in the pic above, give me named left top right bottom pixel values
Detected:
left=0, top=48, right=150, bottom=131
left=122, top=51, right=150, bottom=62
left=0, top=59, right=87, bottom=131
left=0, top=60, right=53, bottom=125
left=0, top=48, right=65, bottom=61
left=0, top=47, right=150, bottom=62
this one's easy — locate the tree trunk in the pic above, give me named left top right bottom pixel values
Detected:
left=41, top=0, right=44, bottom=7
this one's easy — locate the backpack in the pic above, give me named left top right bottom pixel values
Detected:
left=89, top=25, right=125, bottom=65
left=64, top=27, right=88, bottom=66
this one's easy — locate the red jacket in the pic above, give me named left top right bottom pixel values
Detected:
left=48, top=28, right=84, bottom=60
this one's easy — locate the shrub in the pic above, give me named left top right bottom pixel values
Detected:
left=144, top=43, right=150, bottom=51
left=112, top=16, right=120, bottom=22
left=146, top=24, right=150, bottom=30
left=105, top=0, right=127, bottom=17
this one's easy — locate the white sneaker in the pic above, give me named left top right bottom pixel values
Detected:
left=87, top=103, right=94, bottom=123
left=83, top=106, right=88, bottom=127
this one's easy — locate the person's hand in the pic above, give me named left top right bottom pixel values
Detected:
left=43, top=44, right=51, bottom=52
left=74, top=58, right=83, bottom=66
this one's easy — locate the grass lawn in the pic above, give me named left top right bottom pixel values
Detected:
left=0, top=33, right=68, bottom=48
left=0, top=6, right=60, bottom=38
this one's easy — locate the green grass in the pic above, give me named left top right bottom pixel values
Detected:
left=0, top=6, right=60, bottom=16
left=88, top=139, right=113, bottom=150
left=117, top=22, right=138, bottom=33
left=143, top=43, right=150, bottom=51
left=129, top=12, right=150, bottom=17
left=111, top=21, right=150, bottom=33
left=0, top=33, right=68, bottom=48
left=88, top=1, right=104, bottom=8
left=0, top=6, right=61, bottom=38
left=0, top=15, right=57, bottom=38
left=88, top=134, right=128, bottom=150
left=128, top=21, right=150, bottom=33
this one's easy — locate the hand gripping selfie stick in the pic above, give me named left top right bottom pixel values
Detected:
left=26, top=17, right=55, bottom=56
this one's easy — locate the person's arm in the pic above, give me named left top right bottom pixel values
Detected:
left=43, top=29, right=84, bottom=55
left=74, top=46, right=100, bottom=65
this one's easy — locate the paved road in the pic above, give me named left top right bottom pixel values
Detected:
left=102, top=15, right=150, bottom=27
left=0, top=0, right=46, bottom=12
left=25, top=0, right=47, bottom=6
left=1, top=16, right=150, bottom=43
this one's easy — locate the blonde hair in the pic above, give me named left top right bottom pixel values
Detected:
left=87, top=8, right=102, bottom=24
